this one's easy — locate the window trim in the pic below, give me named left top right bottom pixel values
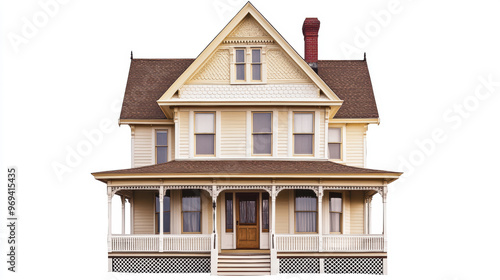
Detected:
left=292, top=112, right=315, bottom=156
left=181, top=190, right=202, bottom=234
left=328, top=126, right=343, bottom=160
left=250, top=48, right=262, bottom=82
left=293, top=190, right=318, bottom=234
left=329, top=192, right=343, bottom=234
left=155, top=129, right=169, bottom=164
left=194, top=112, right=216, bottom=157
left=251, top=111, right=273, bottom=156
left=155, top=191, right=171, bottom=234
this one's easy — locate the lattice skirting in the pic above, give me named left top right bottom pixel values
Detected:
left=279, top=258, right=320, bottom=274
left=111, top=257, right=210, bottom=273
left=324, top=258, right=383, bottom=274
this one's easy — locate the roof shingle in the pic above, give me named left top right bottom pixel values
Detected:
left=119, top=59, right=379, bottom=120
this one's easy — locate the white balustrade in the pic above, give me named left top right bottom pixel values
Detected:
left=276, top=234, right=319, bottom=252
left=110, top=234, right=211, bottom=252
left=322, top=234, right=384, bottom=252
left=275, top=234, right=384, bottom=252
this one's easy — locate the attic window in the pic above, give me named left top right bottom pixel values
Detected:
left=232, top=47, right=265, bottom=84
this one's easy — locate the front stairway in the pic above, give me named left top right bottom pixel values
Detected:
left=217, top=253, right=271, bottom=276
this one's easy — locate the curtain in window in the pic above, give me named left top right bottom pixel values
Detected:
left=294, top=113, right=313, bottom=133
left=239, top=200, right=256, bottom=224
left=182, top=190, right=201, bottom=233
left=295, top=190, right=317, bottom=232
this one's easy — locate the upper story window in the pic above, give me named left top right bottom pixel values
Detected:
left=252, top=112, right=272, bottom=155
left=232, top=47, right=264, bottom=83
left=195, top=112, right=215, bottom=156
left=293, top=112, right=314, bottom=155
left=328, top=127, right=342, bottom=160
left=155, top=130, right=168, bottom=164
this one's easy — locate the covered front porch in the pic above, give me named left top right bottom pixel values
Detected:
left=106, top=183, right=388, bottom=275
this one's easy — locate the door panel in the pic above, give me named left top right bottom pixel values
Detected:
left=236, top=193, right=259, bottom=249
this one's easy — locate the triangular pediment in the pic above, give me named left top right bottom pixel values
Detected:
left=158, top=2, right=342, bottom=118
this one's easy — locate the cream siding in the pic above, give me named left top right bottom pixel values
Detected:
left=277, top=111, right=288, bottom=157
left=221, top=111, right=246, bottom=157
left=179, top=112, right=189, bottom=158
left=345, top=124, right=366, bottom=167
left=133, top=126, right=154, bottom=167
left=133, top=191, right=155, bottom=234
left=318, top=110, right=325, bottom=157
left=349, top=191, right=365, bottom=234
left=275, top=190, right=290, bottom=234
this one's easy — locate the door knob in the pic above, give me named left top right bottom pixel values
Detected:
left=236, top=221, right=239, bottom=225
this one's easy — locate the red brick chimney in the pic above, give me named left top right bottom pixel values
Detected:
left=302, top=18, right=320, bottom=72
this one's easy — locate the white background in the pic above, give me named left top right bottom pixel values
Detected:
left=1, top=0, right=500, bottom=279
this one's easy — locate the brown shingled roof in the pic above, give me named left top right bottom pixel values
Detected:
left=93, top=160, right=399, bottom=177
left=318, top=60, right=379, bottom=118
left=119, top=59, right=379, bottom=120
left=120, top=59, right=194, bottom=120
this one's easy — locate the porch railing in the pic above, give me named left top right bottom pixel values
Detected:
left=275, top=234, right=384, bottom=252
left=110, top=234, right=211, bottom=252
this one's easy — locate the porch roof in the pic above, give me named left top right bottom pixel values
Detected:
left=92, top=160, right=401, bottom=182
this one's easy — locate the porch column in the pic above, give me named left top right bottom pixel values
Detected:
left=270, top=184, right=278, bottom=275
left=107, top=187, right=113, bottom=253
left=159, top=186, right=164, bottom=252
left=129, top=197, right=134, bottom=234
left=210, top=185, right=218, bottom=276
left=367, top=196, right=372, bottom=234
left=317, top=186, right=323, bottom=252
left=121, top=196, right=126, bottom=234
left=382, top=184, right=388, bottom=253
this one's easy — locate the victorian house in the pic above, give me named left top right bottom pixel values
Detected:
left=92, top=2, right=401, bottom=276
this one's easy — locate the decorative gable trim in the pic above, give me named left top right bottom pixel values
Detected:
left=157, top=2, right=342, bottom=118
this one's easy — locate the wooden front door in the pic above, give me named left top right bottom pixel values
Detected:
left=236, top=193, right=259, bottom=249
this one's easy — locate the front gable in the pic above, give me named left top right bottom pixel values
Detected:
left=157, top=2, right=342, bottom=118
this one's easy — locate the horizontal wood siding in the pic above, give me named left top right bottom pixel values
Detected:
left=277, top=111, right=288, bottom=157
left=275, top=190, right=289, bottom=234
left=350, top=191, right=364, bottom=234
left=345, top=124, right=366, bottom=167
left=133, top=191, right=154, bottom=234
left=179, top=112, right=189, bottom=158
left=133, top=126, right=153, bottom=167
left=221, top=111, right=246, bottom=157
left=319, top=110, right=325, bottom=157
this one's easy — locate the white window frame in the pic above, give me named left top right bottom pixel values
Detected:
left=252, top=111, right=273, bottom=156
left=327, top=124, right=346, bottom=162
left=230, top=46, right=266, bottom=84
left=153, top=127, right=173, bottom=164
left=293, top=112, right=315, bottom=156
left=194, top=112, right=216, bottom=157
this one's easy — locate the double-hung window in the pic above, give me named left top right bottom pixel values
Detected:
left=225, top=193, right=233, bottom=232
left=295, top=190, right=317, bottom=233
left=328, top=127, right=342, bottom=160
left=155, top=130, right=168, bottom=163
left=195, top=113, right=215, bottom=156
left=182, top=190, right=201, bottom=233
left=234, top=48, right=262, bottom=82
left=329, top=192, right=343, bottom=233
left=293, top=112, right=314, bottom=155
left=155, top=191, right=170, bottom=233
left=252, top=112, right=272, bottom=155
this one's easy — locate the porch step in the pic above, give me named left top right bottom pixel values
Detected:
left=217, top=254, right=271, bottom=276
